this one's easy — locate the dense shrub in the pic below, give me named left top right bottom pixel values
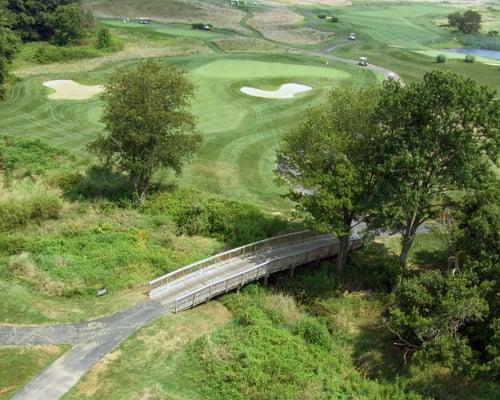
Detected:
left=144, top=189, right=293, bottom=246
left=330, top=16, right=339, bottom=23
left=0, top=135, right=70, bottom=177
left=436, top=53, right=447, bottom=63
left=29, top=43, right=101, bottom=64
left=318, top=14, right=327, bottom=19
left=346, top=243, right=402, bottom=291
left=0, top=182, right=63, bottom=231
left=464, top=34, right=500, bottom=50
left=464, top=54, right=476, bottom=63
left=293, top=317, right=331, bottom=347
left=95, top=27, right=111, bottom=49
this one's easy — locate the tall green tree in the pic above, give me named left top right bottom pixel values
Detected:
left=453, top=180, right=500, bottom=378
left=51, top=3, right=85, bottom=45
left=90, top=60, right=202, bottom=202
left=447, top=10, right=482, bottom=34
left=6, top=0, right=80, bottom=42
left=367, top=71, right=499, bottom=266
left=0, top=0, right=20, bottom=99
left=275, top=87, right=379, bottom=274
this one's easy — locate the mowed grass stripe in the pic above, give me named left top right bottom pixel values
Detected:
left=1, top=54, right=375, bottom=209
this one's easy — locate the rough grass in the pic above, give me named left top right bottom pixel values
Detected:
left=248, top=8, right=332, bottom=45
left=0, top=345, right=70, bottom=399
left=65, top=301, right=231, bottom=399
left=86, top=0, right=246, bottom=32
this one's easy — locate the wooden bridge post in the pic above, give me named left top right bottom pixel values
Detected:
left=288, top=267, right=295, bottom=278
left=263, top=271, right=269, bottom=287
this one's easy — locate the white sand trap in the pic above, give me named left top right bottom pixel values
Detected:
left=240, top=83, right=312, bottom=99
left=43, top=80, right=103, bottom=100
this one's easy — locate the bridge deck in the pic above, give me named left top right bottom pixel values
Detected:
left=151, top=234, right=344, bottom=307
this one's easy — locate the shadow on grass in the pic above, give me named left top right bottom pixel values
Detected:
left=64, top=165, right=132, bottom=202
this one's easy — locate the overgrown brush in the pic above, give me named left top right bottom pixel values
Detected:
left=144, top=189, right=294, bottom=246
left=0, top=181, right=63, bottom=231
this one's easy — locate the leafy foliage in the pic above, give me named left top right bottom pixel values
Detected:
left=276, top=86, right=380, bottom=273
left=6, top=0, right=82, bottom=42
left=448, top=10, right=482, bottom=34
left=90, top=60, right=202, bottom=201
left=51, top=3, right=86, bottom=45
left=0, top=2, right=20, bottom=98
left=367, top=70, right=499, bottom=265
left=144, top=189, right=293, bottom=246
left=95, top=26, right=111, bottom=49
left=387, top=270, right=489, bottom=372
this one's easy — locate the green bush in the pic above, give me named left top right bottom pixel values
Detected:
left=294, top=317, right=331, bottom=347
left=95, top=27, right=112, bottom=49
left=464, top=54, right=476, bottom=63
left=330, top=16, right=339, bottom=23
left=29, top=43, right=101, bottom=64
left=436, top=54, right=447, bottom=63
left=346, top=243, right=402, bottom=291
left=0, top=135, right=71, bottom=177
left=144, top=189, right=293, bottom=246
left=318, top=14, right=327, bottom=19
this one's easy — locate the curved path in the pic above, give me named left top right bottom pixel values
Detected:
left=0, top=232, right=360, bottom=400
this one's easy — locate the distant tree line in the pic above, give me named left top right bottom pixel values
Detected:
left=0, top=0, right=109, bottom=98
left=276, top=70, right=499, bottom=380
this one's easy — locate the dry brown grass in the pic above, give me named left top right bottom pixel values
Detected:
left=248, top=9, right=332, bottom=45
left=8, top=252, right=69, bottom=296
left=77, top=350, right=123, bottom=396
left=212, top=37, right=285, bottom=53
left=263, top=292, right=301, bottom=325
left=15, top=41, right=211, bottom=77
left=74, top=302, right=231, bottom=397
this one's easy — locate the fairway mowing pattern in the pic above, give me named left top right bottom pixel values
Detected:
left=0, top=54, right=376, bottom=211
left=336, top=3, right=452, bottom=48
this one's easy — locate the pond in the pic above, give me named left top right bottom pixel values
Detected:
left=446, top=48, right=500, bottom=60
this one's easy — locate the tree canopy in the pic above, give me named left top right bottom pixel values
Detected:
left=275, top=86, right=379, bottom=274
left=367, top=70, right=499, bottom=265
left=90, top=60, right=203, bottom=202
left=0, top=1, right=20, bottom=99
left=5, top=0, right=85, bottom=42
left=448, top=10, right=482, bottom=34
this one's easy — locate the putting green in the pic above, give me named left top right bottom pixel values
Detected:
left=0, top=54, right=376, bottom=210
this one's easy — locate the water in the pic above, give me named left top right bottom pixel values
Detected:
left=446, top=48, right=500, bottom=60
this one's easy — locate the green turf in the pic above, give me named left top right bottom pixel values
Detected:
left=0, top=53, right=376, bottom=211
left=101, top=19, right=224, bottom=40
left=322, top=2, right=500, bottom=90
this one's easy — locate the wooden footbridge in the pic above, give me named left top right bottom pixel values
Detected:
left=1, top=230, right=361, bottom=400
left=149, top=231, right=362, bottom=311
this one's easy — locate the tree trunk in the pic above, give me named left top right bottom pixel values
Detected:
left=132, top=175, right=150, bottom=204
left=335, top=235, right=350, bottom=275
left=399, top=235, right=415, bottom=266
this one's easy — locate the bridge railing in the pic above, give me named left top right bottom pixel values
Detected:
left=167, top=236, right=362, bottom=312
left=148, top=230, right=319, bottom=291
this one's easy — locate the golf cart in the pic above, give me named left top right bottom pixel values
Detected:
left=348, top=32, right=356, bottom=40
left=138, top=17, right=150, bottom=24
left=358, top=57, right=368, bottom=66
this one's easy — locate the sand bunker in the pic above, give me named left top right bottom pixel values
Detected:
left=43, top=80, right=103, bottom=100
left=240, top=83, right=312, bottom=99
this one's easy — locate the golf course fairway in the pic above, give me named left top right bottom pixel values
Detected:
left=0, top=54, right=376, bottom=211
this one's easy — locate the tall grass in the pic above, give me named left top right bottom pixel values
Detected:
left=0, top=180, right=63, bottom=231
